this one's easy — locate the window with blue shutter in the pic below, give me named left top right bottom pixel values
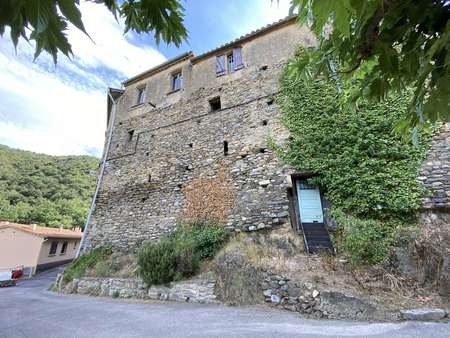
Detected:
left=233, top=47, right=243, bottom=70
left=216, top=55, right=225, bottom=76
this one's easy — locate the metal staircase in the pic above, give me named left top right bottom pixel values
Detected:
left=301, top=222, right=334, bottom=254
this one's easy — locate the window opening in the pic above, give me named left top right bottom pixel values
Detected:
left=209, top=97, right=221, bottom=111
left=171, top=71, right=182, bottom=91
left=60, top=241, right=68, bottom=255
left=49, top=241, right=58, bottom=255
left=136, top=87, right=145, bottom=104
left=127, top=130, right=134, bottom=142
left=227, top=52, right=235, bottom=73
left=223, top=141, right=229, bottom=156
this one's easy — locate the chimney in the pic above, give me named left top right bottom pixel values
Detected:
left=32, top=224, right=37, bottom=231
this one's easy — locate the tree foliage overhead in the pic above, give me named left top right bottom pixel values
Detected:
left=0, top=0, right=188, bottom=63
left=289, top=0, right=450, bottom=129
left=0, top=144, right=98, bottom=228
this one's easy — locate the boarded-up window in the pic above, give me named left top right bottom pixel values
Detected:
left=216, top=55, right=225, bottom=76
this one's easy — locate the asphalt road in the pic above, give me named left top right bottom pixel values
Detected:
left=0, top=268, right=449, bottom=338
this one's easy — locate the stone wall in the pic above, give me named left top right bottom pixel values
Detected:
left=419, top=123, right=450, bottom=210
left=393, top=123, right=450, bottom=298
left=60, top=276, right=218, bottom=304
left=84, top=60, right=296, bottom=252
left=260, top=273, right=390, bottom=321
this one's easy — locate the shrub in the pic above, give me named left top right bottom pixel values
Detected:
left=138, top=239, right=178, bottom=285
left=177, top=220, right=228, bottom=259
left=63, top=246, right=112, bottom=283
left=332, top=211, right=398, bottom=265
left=137, top=220, right=228, bottom=286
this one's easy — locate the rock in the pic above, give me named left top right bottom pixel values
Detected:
left=248, top=225, right=256, bottom=231
left=312, top=290, right=320, bottom=298
left=263, top=289, right=272, bottom=297
left=318, top=290, right=377, bottom=321
left=400, top=308, right=446, bottom=321
left=270, top=294, right=281, bottom=304
left=258, top=180, right=270, bottom=187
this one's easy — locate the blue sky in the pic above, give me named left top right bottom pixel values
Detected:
left=0, top=0, right=290, bottom=157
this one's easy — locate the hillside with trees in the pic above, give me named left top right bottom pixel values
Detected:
left=0, top=145, right=99, bottom=228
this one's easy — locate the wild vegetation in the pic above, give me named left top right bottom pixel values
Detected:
left=0, top=144, right=98, bottom=228
left=137, top=220, right=228, bottom=285
left=63, top=246, right=113, bottom=283
left=277, top=48, right=432, bottom=265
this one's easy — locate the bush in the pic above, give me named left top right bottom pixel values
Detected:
left=177, top=220, right=228, bottom=259
left=137, top=221, right=228, bottom=286
left=63, top=246, right=112, bottom=283
left=332, top=211, right=398, bottom=265
left=138, top=239, right=178, bottom=285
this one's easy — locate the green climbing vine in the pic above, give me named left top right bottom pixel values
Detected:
left=276, top=48, right=433, bottom=265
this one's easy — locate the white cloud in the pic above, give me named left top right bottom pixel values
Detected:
left=68, top=2, right=166, bottom=77
left=0, top=1, right=167, bottom=156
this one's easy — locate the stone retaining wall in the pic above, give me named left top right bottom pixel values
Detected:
left=260, top=273, right=389, bottom=321
left=59, top=276, right=218, bottom=304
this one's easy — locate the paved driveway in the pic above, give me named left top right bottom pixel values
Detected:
left=0, top=269, right=449, bottom=338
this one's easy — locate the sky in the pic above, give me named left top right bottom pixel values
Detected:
left=0, top=0, right=291, bottom=157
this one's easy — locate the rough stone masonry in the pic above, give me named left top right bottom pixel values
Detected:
left=82, top=17, right=450, bottom=254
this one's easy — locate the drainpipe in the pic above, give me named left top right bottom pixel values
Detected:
left=76, top=89, right=118, bottom=258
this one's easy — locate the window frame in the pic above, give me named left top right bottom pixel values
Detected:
left=216, top=47, right=244, bottom=76
left=136, top=86, right=145, bottom=105
left=170, top=70, right=183, bottom=92
left=49, top=241, right=58, bottom=256
left=60, top=241, right=68, bottom=255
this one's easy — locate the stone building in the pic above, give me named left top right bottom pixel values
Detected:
left=81, top=17, right=450, bottom=257
left=82, top=17, right=319, bottom=252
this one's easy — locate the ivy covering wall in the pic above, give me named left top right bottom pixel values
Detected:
left=276, top=50, right=432, bottom=264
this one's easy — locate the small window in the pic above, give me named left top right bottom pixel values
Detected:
left=223, top=141, right=229, bottom=156
left=171, top=71, right=182, bottom=91
left=49, top=241, right=58, bottom=255
left=136, top=87, right=145, bottom=104
left=127, top=130, right=134, bottom=142
left=216, top=48, right=243, bottom=76
left=209, top=97, right=221, bottom=111
left=60, top=241, right=68, bottom=255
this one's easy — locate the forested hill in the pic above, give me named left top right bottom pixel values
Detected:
left=0, top=144, right=99, bottom=228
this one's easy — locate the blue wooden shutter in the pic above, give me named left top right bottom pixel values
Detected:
left=216, top=55, right=225, bottom=76
left=233, top=48, right=243, bottom=70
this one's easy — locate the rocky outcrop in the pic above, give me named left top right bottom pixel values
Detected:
left=261, top=273, right=389, bottom=321
left=393, top=211, right=450, bottom=299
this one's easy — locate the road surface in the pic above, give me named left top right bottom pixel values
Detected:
left=0, top=268, right=448, bottom=338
